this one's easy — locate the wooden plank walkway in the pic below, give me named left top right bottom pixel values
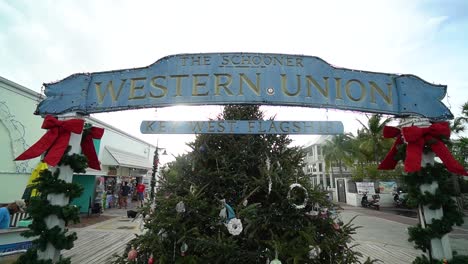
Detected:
left=62, top=217, right=140, bottom=264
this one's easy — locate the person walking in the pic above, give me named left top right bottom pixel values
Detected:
left=136, top=181, right=145, bottom=207
left=120, top=182, right=131, bottom=209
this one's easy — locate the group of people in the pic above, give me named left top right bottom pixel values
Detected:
left=0, top=200, right=26, bottom=229
left=118, top=181, right=146, bottom=209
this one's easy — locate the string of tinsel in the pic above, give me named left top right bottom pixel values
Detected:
left=16, top=146, right=86, bottom=264
left=395, top=144, right=468, bottom=264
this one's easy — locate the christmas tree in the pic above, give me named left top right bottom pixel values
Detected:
left=113, top=105, right=374, bottom=264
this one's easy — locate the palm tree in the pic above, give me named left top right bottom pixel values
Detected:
left=323, top=133, right=354, bottom=180
left=355, top=114, right=393, bottom=163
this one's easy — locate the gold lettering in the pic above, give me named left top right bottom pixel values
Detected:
left=281, top=74, right=301, bottom=96
left=232, top=55, right=241, bottom=65
left=280, top=122, right=290, bottom=133
left=306, top=76, right=329, bottom=98
left=95, top=79, right=127, bottom=104
left=369, top=81, right=392, bottom=105
left=128, top=77, right=147, bottom=100
left=192, top=74, right=209, bottom=96
left=190, top=121, right=203, bottom=132
left=239, top=73, right=261, bottom=96
left=207, top=121, right=216, bottom=132
left=273, top=57, right=283, bottom=66
left=144, top=121, right=155, bottom=132
left=345, top=79, right=366, bottom=102
left=268, top=122, right=278, bottom=133
left=286, top=57, right=294, bottom=66
left=180, top=56, right=188, bottom=66
left=334, top=78, right=343, bottom=100
left=221, top=56, right=230, bottom=65
left=149, top=76, right=168, bottom=98
left=248, top=121, right=256, bottom=133
left=292, top=121, right=301, bottom=133
left=214, top=73, right=234, bottom=96
left=296, top=58, right=304, bottom=67
left=217, top=121, right=225, bottom=132
left=170, top=75, right=189, bottom=97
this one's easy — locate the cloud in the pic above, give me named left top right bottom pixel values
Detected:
left=1, top=0, right=467, bottom=155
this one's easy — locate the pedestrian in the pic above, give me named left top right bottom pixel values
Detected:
left=120, top=182, right=131, bottom=209
left=136, top=181, right=145, bottom=207
left=0, top=200, right=26, bottom=229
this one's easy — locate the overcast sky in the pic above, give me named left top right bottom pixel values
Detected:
left=1, top=0, right=467, bottom=162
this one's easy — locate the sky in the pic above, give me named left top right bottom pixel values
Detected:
left=1, top=0, right=468, bottom=163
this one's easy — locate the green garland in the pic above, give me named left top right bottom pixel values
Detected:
left=16, top=147, right=86, bottom=264
left=395, top=143, right=467, bottom=263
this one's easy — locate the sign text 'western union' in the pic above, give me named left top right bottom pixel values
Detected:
left=140, top=120, right=344, bottom=135
left=37, top=53, right=453, bottom=119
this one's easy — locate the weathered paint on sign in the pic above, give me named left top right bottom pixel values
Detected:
left=140, top=120, right=344, bottom=135
left=37, top=53, right=453, bottom=119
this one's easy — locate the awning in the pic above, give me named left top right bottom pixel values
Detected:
left=101, top=146, right=152, bottom=170
left=75, top=168, right=108, bottom=176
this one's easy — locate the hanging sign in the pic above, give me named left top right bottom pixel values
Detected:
left=140, top=120, right=344, bottom=134
left=36, top=53, right=453, bottom=119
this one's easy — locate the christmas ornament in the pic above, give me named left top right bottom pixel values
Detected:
left=266, top=158, right=272, bottom=194
left=308, top=245, right=321, bottom=259
left=332, top=222, right=340, bottom=230
left=219, top=199, right=236, bottom=223
left=270, top=250, right=281, bottom=264
left=287, top=183, right=308, bottom=209
left=320, top=207, right=328, bottom=219
left=180, top=242, right=188, bottom=256
left=305, top=203, right=320, bottom=218
left=127, top=246, right=137, bottom=261
left=176, top=201, right=186, bottom=213
left=190, top=185, right=196, bottom=194
left=158, top=229, right=168, bottom=240
left=148, top=254, right=154, bottom=264
left=242, top=199, right=248, bottom=206
left=227, top=218, right=243, bottom=235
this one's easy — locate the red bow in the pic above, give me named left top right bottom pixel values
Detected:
left=378, top=123, right=468, bottom=176
left=81, top=127, right=104, bottom=170
left=378, top=126, right=404, bottom=170
left=15, top=115, right=84, bottom=167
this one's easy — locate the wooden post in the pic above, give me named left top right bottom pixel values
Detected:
left=400, top=117, right=452, bottom=261
left=37, top=113, right=84, bottom=262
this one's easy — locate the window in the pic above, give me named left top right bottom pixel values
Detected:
left=318, top=163, right=323, bottom=172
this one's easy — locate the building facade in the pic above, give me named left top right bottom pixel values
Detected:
left=0, top=76, right=158, bottom=213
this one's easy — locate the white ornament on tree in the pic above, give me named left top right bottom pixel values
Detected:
left=308, top=245, right=321, bottom=259
left=176, top=201, right=186, bottom=213
left=227, top=218, right=243, bottom=235
left=287, top=183, right=309, bottom=209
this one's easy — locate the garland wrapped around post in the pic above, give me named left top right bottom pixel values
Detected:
left=379, top=118, right=468, bottom=264
left=13, top=115, right=104, bottom=263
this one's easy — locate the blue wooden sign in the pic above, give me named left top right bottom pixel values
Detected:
left=37, top=53, right=453, bottom=119
left=140, top=120, right=344, bottom=135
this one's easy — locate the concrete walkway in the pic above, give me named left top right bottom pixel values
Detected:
left=340, top=205, right=468, bottom=263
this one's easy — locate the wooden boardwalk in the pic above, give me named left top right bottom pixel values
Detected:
left=63, top=216, right=140, bottom=264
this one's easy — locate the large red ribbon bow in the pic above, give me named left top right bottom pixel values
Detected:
left=378, top=126, right=404, bottom=170
left=379, top=123, right=468, bottom=176
left=80, top=127, right=104, bottom=170
left=15, top=115, right=84, bottom=167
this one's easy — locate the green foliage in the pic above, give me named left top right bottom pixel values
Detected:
left=113, top=105, right=373, bottom=263
left=15, top=148, right=85, bottom=264
left=401, top=152, right=466, bottom=262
